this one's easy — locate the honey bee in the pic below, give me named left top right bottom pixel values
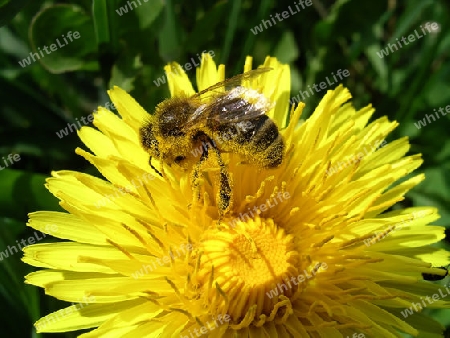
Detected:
left=139, top=68, right=284, bottom=214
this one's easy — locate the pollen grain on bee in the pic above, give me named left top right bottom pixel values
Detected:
left=189, top=120, right=253, bottom=158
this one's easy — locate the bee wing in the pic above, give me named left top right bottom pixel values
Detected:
left=184, top=103, right=210, bottom=128
left=204, top=86, right=273, bottom=124
left=185, top=86, right=273, bottom=129
left=185, top=68, right=274, bottom=128
left=192, top=67, right=273, bottom=101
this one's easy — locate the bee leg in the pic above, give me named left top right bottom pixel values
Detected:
left=202, top=136, right=232, bottom=217
left=211, top=147, right=232, bottom=217
left=191, top=136, right=232, bottom=219
left=191, top=148, right=209, bottom=205
left=149, top=156, right=163, bottom=177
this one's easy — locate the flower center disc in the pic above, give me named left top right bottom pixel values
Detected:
left=197, top=217, right=300, bottom=323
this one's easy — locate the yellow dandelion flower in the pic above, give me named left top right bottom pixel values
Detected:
left=24, top=54, right=450, bottom=337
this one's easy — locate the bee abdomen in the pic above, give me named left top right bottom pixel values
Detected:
left=216, top=115, right=283, bottom=168
left=248, top=115, right=279, bottom=150
left=243, top=116, right=283, bottom=168
left=262, top=135, right=284, bottom=168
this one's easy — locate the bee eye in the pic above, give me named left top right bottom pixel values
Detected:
left=174, top=156, right=186, bottom=163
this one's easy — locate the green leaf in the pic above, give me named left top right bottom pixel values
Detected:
left=313, top=0, right=351, bottom=43
left=409, top=167, right=450, bottom=226
left=186, top=1, right=227, bottom=54
left=396, top=31, right=442, bottom=122
left=365, top=44, right=388, bottom=91
left=0, top=169, right=62, bottom=220
left=0, top=0, right=29, bottom=27
left=238, top=0, right=271, bottom=73
left=273, top=31, right=299, bottom=64
left=158, top=0, right=181, bottom=61
left=221, top=0, right=241, bottom=65
left=0, top=216, right=41, bottom=335
left=436, top=139, right=450, bottom=163
left=29, top=4, right=98, bottom=73
left=109, top=47, right=143, bottom=92
left=92, top=0, right=110, bottom=47
left=388, top=0, right=434, bottom=43
left=134, top=0, right=164, bottom=30
left=0, top=26, right=29, bottom=58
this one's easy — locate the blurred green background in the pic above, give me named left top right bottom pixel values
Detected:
left=0, top=0, right=449, bottom=337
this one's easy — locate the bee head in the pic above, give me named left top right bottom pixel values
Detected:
left=140, top=120, right=192, bottom=170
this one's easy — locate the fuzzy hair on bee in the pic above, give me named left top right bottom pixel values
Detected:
left=139, top=68, right=284, bottom=215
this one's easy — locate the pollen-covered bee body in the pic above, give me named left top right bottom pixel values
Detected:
left=212, top=114, right=284, bottom=168
left=139, top=68, right=284, bottom=214
left=140, top=96, right=204, bottom=168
